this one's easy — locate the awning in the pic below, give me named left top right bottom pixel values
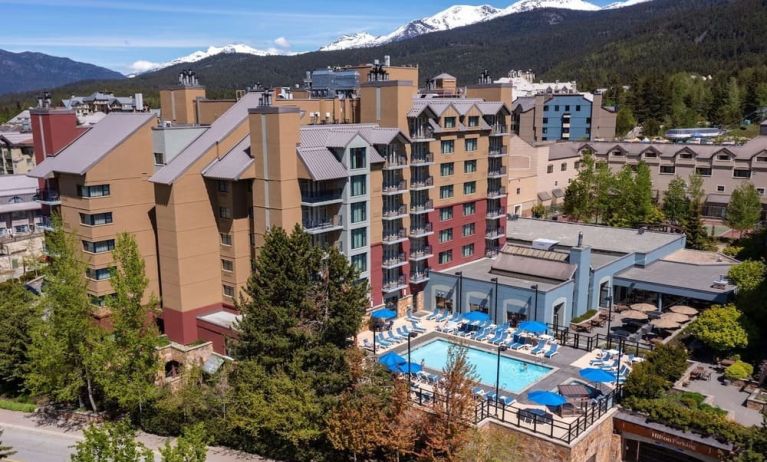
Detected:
left=552, top=188, right=565, bottom=198
left=537, top=191, right=552, bottom=201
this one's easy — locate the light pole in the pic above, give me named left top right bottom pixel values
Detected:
left=615, top=334, right=623, bottom=390
left=407, top=331, right=417, bottom=389
left=531, top=284, right=539, bottom=321
left=605, top=293, right=613, bottom=349
left=372, top=326, right=377, bottom=354
left=491, top=277, right=499, bottom=324
left=495, top=344, right=508, bottom=406
left=455, top=271, right=464, bottom=314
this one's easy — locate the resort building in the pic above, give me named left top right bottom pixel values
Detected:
left=0, top=132, right=35, bottom=175
left=495, top=69, right=579, bottom=98
left=0, top=175, right=46, bottom=281
left=62, top=91, right=146, bottom=116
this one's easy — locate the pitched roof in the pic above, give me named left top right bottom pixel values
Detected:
left=0, top=132, right=33, bottom=146
left=201, top=136, right=254, bottom=181
left=0, top=174, right=38, bottom=196
left=150, top=92, right=261, bottom=185
left=28, top=112, right=155, bottom=178
left=433, top=73, right=456, bottom=80
left=491, top=250, right=576, bottom=282
left=297, top=147, right=347, bottom=181
left=549, top=137, right=767, bottom=161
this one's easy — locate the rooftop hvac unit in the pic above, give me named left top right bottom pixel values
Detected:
left=532, top=238, right=558, bottom=251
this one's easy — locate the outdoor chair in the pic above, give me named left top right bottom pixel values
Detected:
left=544, top=343, right=559, bottom=358
left=426, top=309, right=442, bottom=320
left=410, top=321, right=426, bottom=333
left=472, top=387, right=486, bottom=399
left=498, top=395, right=515, bottom=407
left=530, top=342, right=547, bottom=355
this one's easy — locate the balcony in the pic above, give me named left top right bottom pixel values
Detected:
left=487, top=187, right=506, bottom=199
left=410, top=200, right=434, bottom=215
left=486, top=228, right=504, bottom=240
left=486, top=248, right=500, bottom=258
left=409, top=246, right=433, bottom=261
left=411, top=152, right=434, bottom=166
left=489, top=146, right=508, bottom=157
left=382, top=229, right=407, bottom=245
left=36, top=218, right=54, bottom=232
left=383, top=156, right=408, bottom=170
left=409, top=223, right=434, bottom=238
left=300, top=189, right=344, bottom=206
left=382, top=205, right=408, bottom=220
left=487, top=166, right=507, bottom=178
left=490, top=124, right=509, bottom=136
left=409, top=176, right=434, bottom=191
left=382, top=254, right=407, bottom=269
left=302, top=215, right=343, bottom=234
left=411, top=127, right=435, bottom=141
left=383, top=277, right=408, bottom=293
left=487, top=208, right=506, bottom=219
left=410, top=269, right=430, bottom=284
left=34, top=189, right=61, bottom=206
left=382, top=180, right=407, bottom=196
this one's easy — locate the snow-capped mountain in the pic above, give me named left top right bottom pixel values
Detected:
left=129, top=44, right=285, bottom=75
left=321, top=0, right=652, bottom=51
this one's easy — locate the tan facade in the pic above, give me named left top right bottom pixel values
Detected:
left=159, top=86, right=206, bottom=125
left=359, top=80, right=417, bottom=132
left=0, top=139, right=35, bottom=175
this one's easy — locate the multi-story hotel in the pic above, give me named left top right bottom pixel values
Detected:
left=29, top=62, right=515, bottom=352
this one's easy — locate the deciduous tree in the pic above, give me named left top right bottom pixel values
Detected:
left=727, top=183, right=762, bottom=238
left=688, top=305, right=748, bottom=353
left=71, top=420, right=153, bottom=462
left=662, top=177, right=690, bottom=225
left=159, top=423, right=209, bottom=462
left=0, top=281, right=39, bottom=394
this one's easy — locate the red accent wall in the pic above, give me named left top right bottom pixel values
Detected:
left=29, top=109, right=83, bottom=162
left=197, top=318, right=238, bottom=354
left=162, top=303, right=235, bottom=345
left=431, top=198, right=489, bottom=271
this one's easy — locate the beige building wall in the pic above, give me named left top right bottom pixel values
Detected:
left=196, top=100, right=237, bottom=125
left=159, top=87, right=206, bottom=124
left=354, top=65, right=419, bottom=84
left=274, top=97, right=359, bottom=125
left=465, top=83, right=514, bottom=109
left=359, top=80, right=417, bottom=132
left=591, top=94, right=617, bottom=141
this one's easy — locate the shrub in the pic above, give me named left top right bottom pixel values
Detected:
left=571, top=309, right=598, bottom=324
left=531, top=203, right=546, bottom=219
left=687, top=305, right=748, bottom=353
left=724, top=361, right=754, bottom=381
left=623, top=343, right=688, bottom=400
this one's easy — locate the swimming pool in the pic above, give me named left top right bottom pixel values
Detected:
left=408, top=338, right=553, bottom=394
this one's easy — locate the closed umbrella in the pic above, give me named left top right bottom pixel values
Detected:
left=660, top=312, right=689, bottom=323
left=630, top=303, right=657, bottom=313
left=670, top=305, right=698, bottom=316
left=527, top=390, right=567, bottom=406
left=621, top=310, right=649, bottom=321
left=650, top=318, right=681, bottom=330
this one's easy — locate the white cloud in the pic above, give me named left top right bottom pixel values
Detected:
left=128, top=60, right=160, bottom=73
left=273, top=37, right=290, bottom=49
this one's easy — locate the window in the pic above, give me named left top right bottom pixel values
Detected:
left=644, top=151, right=658, bottom=158
left=465, top=138, right=478, bottom=152
left=679, top=153, right=693, bottom=159
left=542, top=117, right=548, bottom=124
left=350, top=147, right=366, bottom=169
left=717, top=185, right=725, bottom=192
left=576, top=105, right=581, bottom=112
left=611, top=150, right=624, bottom=157
left=223, top=285, right=235, bottom=298
left=438, top=250, right=453, bottom=265
left=351, top=175, right=366, bottom=196
left=554, top=105, right=560, bottom=111
left=717, top=154, right=730, bottom=161
left=80, top=212, right=112, bottom=226
left=463, top=181, right=476, bottom=195
left=757, top=156, right=767, bottom=162
left=444, top=117, right=456, bottom=128
left=440, top=207, right=453, bottom=221
left=560, top=163, right=567, bottom=172
left=153, top=152, right=165, bottom=165
left=77, top=184, right=110, bottom=198
left=464, top=160, right=477, bottom=173
left=542, top=128, right=548, bottom=134
left=463, top=202, right=476, bottom=216
left=90, top=295, right=110, bottom=307
left=222, top=259, right=234, bottom=272
left=351, top=254, right=367, bottom=272
left=439, top=229, right=453, bottom=243
left=462, top=244, right=474, bottom=258
left=543, top=105, right=549, bottom=112
left=468, top=116, right=479, bottom=127
left=351, top=202, right=367, bottom=223
left=440, top=162, right=454, bottom=176
left=220, top=233, right=232, bottom=246
left=516, top=187, right=521, bottom=194
left=565, top=105, right=570, bottom=111
left=86, top=267, right=112, bottom=280
left=734, top=169, right=752, bottom=178
left=219, top=207, right=232, bottom=219
left=351, top=228, right=366, bottom=249
left=440, top=185, right=454, bottom=199
left=660, top=165, right=676, bottom=174
left=82, top=239, right=115, bottom=253
left=441, top=140, right=455, bottom=154
left=462, top=223, right=475, bottom=237
left=696, top=167, right=712, bottom=177
left=217, top=180, right=229, bottom=193
left=547, top=165, right=554, bottom=174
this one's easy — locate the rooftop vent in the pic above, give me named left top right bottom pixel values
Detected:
left=532, top=238, right=558, bottom=251
left=478, top=69, right=492, bottom=85
left=258, top=91, right=273, bottom=107
left=712, top=275, right=729, bottom=290
left=178, top=69, right=199, bottom=87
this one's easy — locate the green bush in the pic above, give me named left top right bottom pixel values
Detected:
left=0, top=398, right=36, bottom=412
left=724, top=361, right=754, bottom=381
left=531, top=203, right=546, bottom=219
left=571, top=309, right=598, bottom=324
left=623, top=343, right=689, bottom=400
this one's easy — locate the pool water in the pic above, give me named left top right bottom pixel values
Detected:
left=408, top=338, right=553, bottom=394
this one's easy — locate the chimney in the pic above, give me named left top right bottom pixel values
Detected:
left=577, top=231, right=584, bottom=247
left=384, top=55, right=391, bottom=67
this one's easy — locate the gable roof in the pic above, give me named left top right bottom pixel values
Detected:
left=201, top=136, right=254, bottom=181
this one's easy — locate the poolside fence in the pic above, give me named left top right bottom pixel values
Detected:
left=546, top=323, right=654, bottom=356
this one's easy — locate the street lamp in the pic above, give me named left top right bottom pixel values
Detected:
left=615, top=334, right=623, bottom=390
left=531, top=284, right=539, bottom=321
left=605, top=293, right=613, bottom=350
left=491, top=277, right=499, bottom=324
left=455, top=271, right=464, bottom=314
left=407, top=331, right=418, bottom=389
left=495, top=344, right=508, bottom=406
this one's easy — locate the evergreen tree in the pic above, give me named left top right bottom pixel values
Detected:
left=615, top=106, right=636, bottom=137
left=634, top=161, right=658, bottom=224
left=607, top=166, right=637, bottom=227
left=685, top=206, right=715, bottom=251
left=0, top=428, right=15, bottom=460
left=0, top=281, right=40, bottom=394
left=662, top=176, right=690, bottom=225
left=27, top=215, right=101, bottom=411
left=92, top=233, right=161, bottom=415
left=71, top=420, right=154, bottom=462
left=688, top=173, right=706, bottom=211
left=726, top=183, right=762, bottom=238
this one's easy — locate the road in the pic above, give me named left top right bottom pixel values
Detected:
left=0, top=409, right=270, bottom=462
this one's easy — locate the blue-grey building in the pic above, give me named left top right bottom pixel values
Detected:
left=422, top=218, right=737, bottom=328
left=512, top=93, right=617, bottom=144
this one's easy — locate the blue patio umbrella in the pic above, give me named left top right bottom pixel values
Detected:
left=397, top=362, right=422, bottom=374
left=519, top=320, right=548, bottom=334
left=579, top=368, right=617, bottom=383
left=463, top=311, right=491, bottom=323
left=527, top=390, right=567, bottom=407
left=371, top=308, right=397, bottom=320
left=378, top=351, right=406, bottom=372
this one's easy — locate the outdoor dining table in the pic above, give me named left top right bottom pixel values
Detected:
left=520, top=408, right=554, bottom=424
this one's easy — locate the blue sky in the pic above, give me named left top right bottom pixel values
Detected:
left=0, top=0, right=615, bottom=74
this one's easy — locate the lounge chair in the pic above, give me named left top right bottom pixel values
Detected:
left=544, top=343, right=559, bottom=358
left=590, top=352, right=611, bottom=366
left=530, top=342, right=547, bottom=355
left=410, top=321, right=426, bottom=333
left=485, top=392, right=498, bottom=403
left=600, top=359, right=619, bottom=371
left=472, top=387, right=486, bottom=399
left=435, top=310, right=449, bottom=322
left=617, top=365, right=630, bottom=377
left=486, top=331, right=502, bottom=344
left=426, top=309, right=442, bottom=321
left=362, top=339, right=374, bottom=351
left=375, top=334, right=392, bottom=347
left=475, top=328, right=491, bottom=341
left=448, top=312, right=462, bottom=322
left=490, top=332, right=507, bottom=345
left=386, top=331, right=403, bottom=343
left=498, top=395, right=515, bottom=407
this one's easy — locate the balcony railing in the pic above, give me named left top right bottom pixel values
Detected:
left=411, top=127, right=435, bottom=141
left=410, top=269, right=430, bottom=284
left=383, top=277, right=408, bottom=293
left=489, top=146, right=508, bottom=157
left=410, top=200, right=434, bottom=214
left=300, top=189, right=344, bottom=205
left=490, top=124, right=508, bottom=136
left=487, top=166, right=507, bottom=178
left=410, top=176, right=434, bottom=190
left=382, top=180, right=407, bottom=195
left=382, top=228, right=407, bottom=244
left=487, top=187, right=507, bottom=199
left=33, top=189, right=61, bottom=205
left=382, top=205, right=407, bottom=220
left=486, top=228, right=504, bottom=239
left=302, top=215, right=342, bottom=234
left=411, top=152, right=434, bottom=166
left=382, top=254, right=407, bottom=269
left=486, top=248, right=500, bottom=258
left=383, top=156, right=408, bottom=170
left=410, top=246, right=433, bottom=261
left=409, top=223, right=434, bottom=238
left=486, top=208, right=506, bottom=219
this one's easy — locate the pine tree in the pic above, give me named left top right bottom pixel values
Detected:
left=634, top=161, right=658, bottom=225
left=662, top=177, right=690, bottom=226
left=27, top=214, right=101, bottom=411
left=726, top=183, right=762, bottom=238
left=0, top=281, right=39, bottom=394
left=0, top=428, right=15, bottom=460
left=615, top=106, right=636, bottom=136
left=685, top=206, right=714, bottom=251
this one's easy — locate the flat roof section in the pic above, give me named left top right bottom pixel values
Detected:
left=197, top=311, right=241, bottom=330
left=441, top=257, right=562, bottom=291
left=507, top=218, right=682, bottom=255
left=614, top=260, right=736, bottom=295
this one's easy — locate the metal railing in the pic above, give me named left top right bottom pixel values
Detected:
left=409, top=223, right=433, bottom=237
left=410, top=177, right=434, bottom=189
left=409, top=246, right=433, bottom=260
left=489, top=146, right=508, bottom=156
left=383, top=156, right=408, bottom=169
left=410, top=269, right=430, bottom=284
left=302, top=215, right=342, bottom=231
left=382, top=254, right=407, bottom=268
left=411, top=152, right=434, bottom=165
left=544, top=323, right=655, bottom=356
left=487, top=187, right=507, bottom=199
left=383, top=206, right=407, bottom=218
left=486, top=228, right=504, bottom=239
left=33, top=189, right=60, bottom=203
left=488, top=166, right=507, bottom=177
left=383, top=276, right=407, bottom=292
left=410, top=200, right=434, bottom=213
left=383, top=180, right=407, bottom=193
left=300, top=189, right=343, bottom=204
left=383, top=229, right=407, bottom=243
left=486, top=208, right=506, bottom=219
